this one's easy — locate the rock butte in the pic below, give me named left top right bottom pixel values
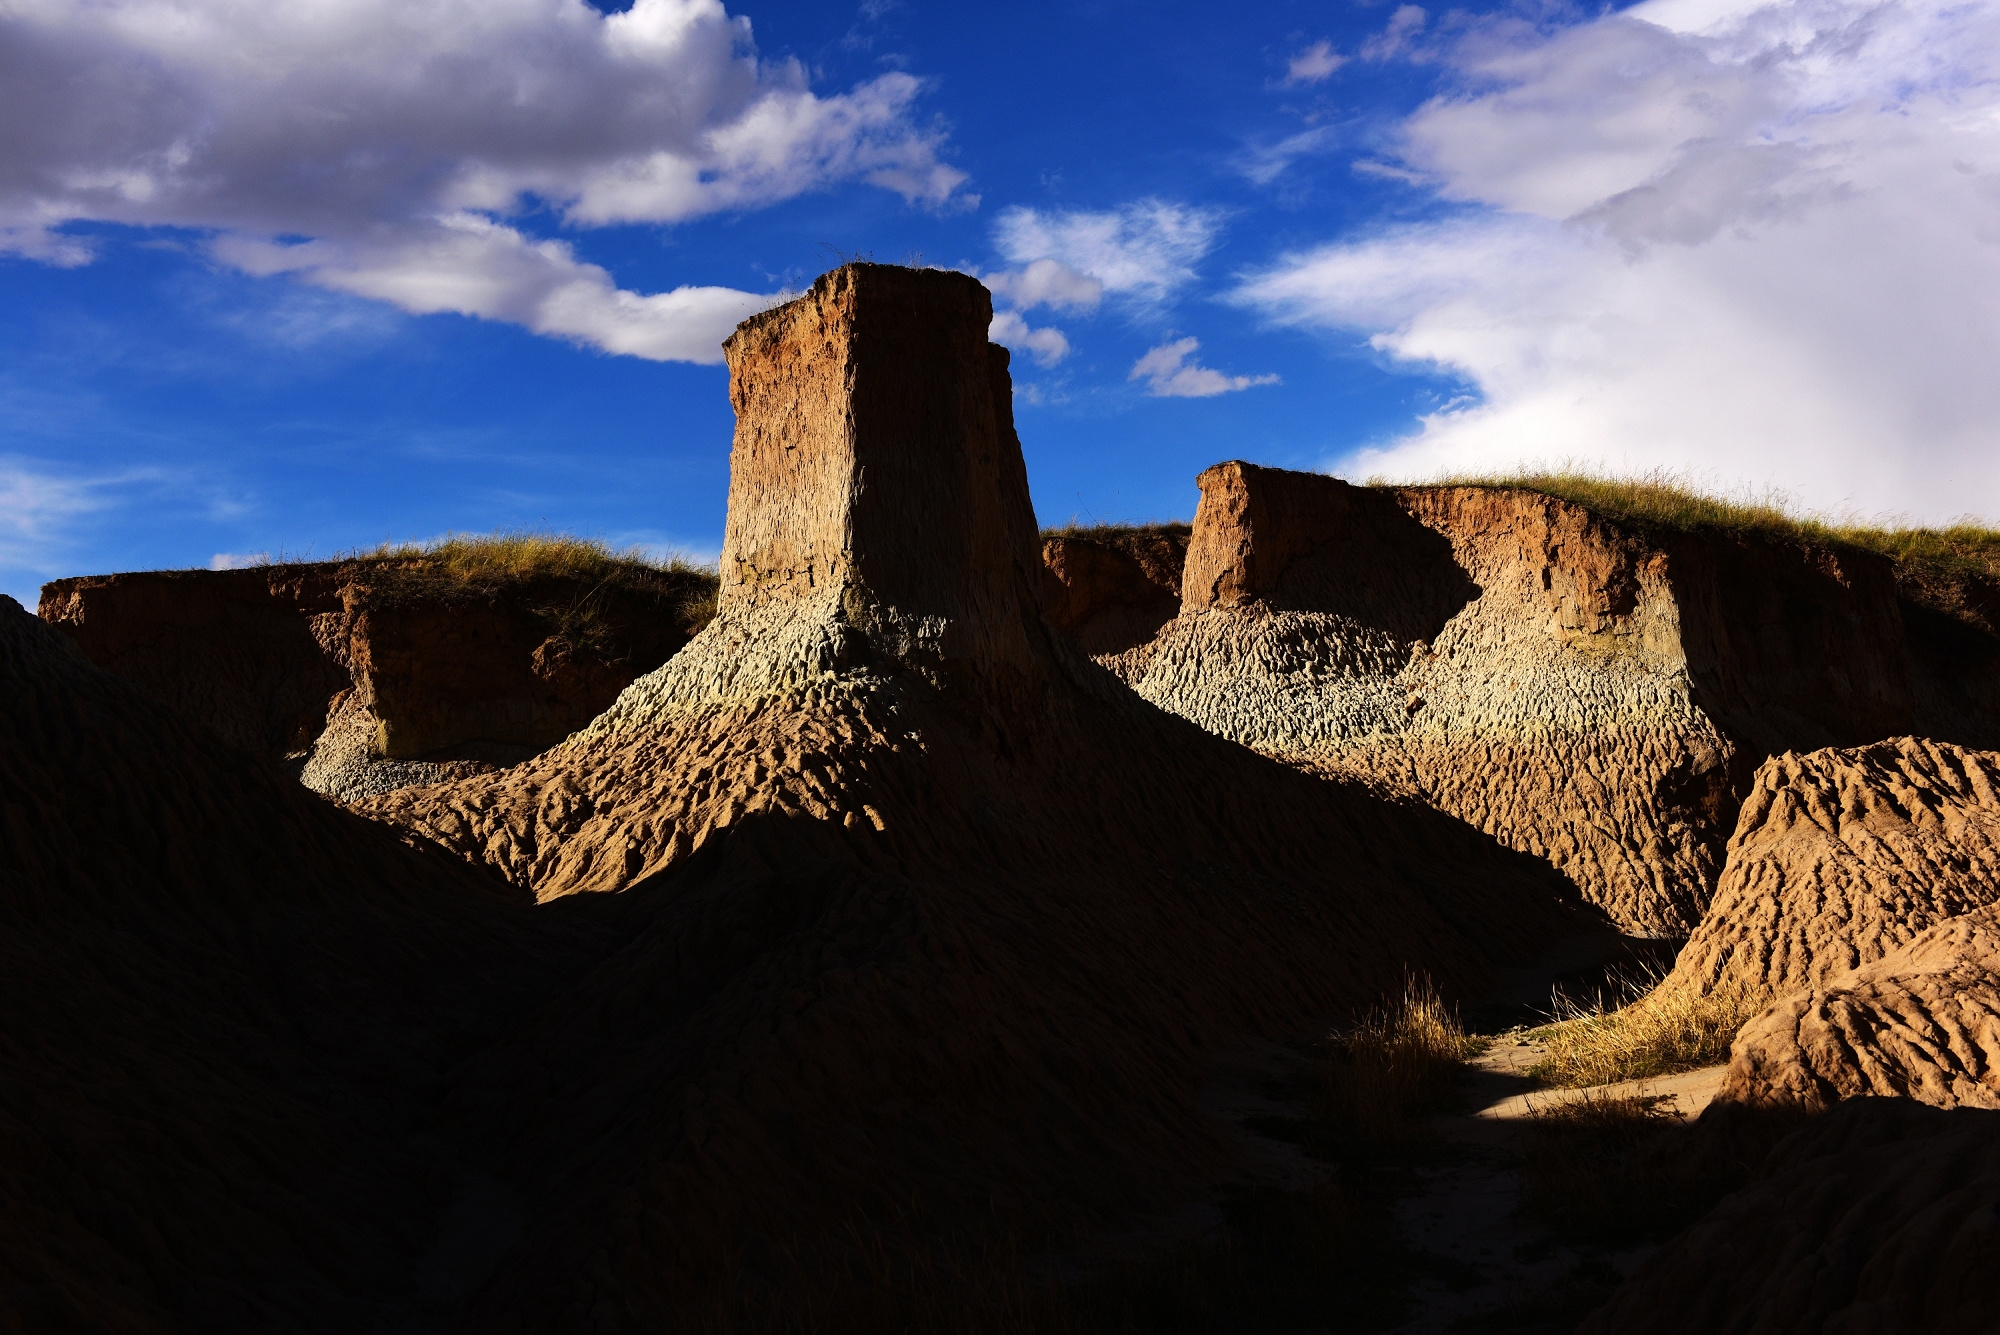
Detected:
left=1125, top=461, right=2000, bottom=936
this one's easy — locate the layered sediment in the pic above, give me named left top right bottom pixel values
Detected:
left=1131, top=465, right=1968, bottom=936
left=360, top=264, right=1602, bottom=1323
left=1038, top=526, right=1187, bottom=657
left=38, top=559, right=703, bottom=799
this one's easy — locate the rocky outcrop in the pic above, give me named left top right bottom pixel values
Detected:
left=35, top=565, right=352, bottom=756
left=1623, top=736, right=2000, bottom=1113
left=361, top=264, right=1602, bottom=1324
left=1580, top=1098, right=2000, bottom=1334
left=38, top=559, right=705, bottom=799
left=1130, top=465, right=1977, bottom=937
left=1721, top=908, right=2000, bottom=1111
left=1038, top=525, right=1186, bottom=657
left=1666, top=739, right=2000, bottom=1003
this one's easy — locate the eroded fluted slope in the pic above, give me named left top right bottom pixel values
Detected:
left=1721, top=907, right=2000, bottom=1111
left=1667, top=738, right=2000, bottom=1002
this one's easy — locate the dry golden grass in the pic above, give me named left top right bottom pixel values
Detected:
left=1381, top=466, right=2000, bottom=633
left=351, top=530, right=712, bottom=587
left=1324, top=974, right=1478, bottom=1137
left=332, top=530, right=722, bottom=640
left=1041, top=520, right=1192, bottom=542
left=1526, top=967, right=1763, bottom=1090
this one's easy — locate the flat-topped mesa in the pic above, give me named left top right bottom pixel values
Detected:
left=602, top=264, right=1052, bottom=725
left=1131, top=464, right=1963, bottom=936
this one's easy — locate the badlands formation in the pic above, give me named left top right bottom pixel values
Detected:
left=14, top=262, right=2000, bottom=1331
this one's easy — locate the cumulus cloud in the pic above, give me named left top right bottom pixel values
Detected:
left=983, top=257, right=1103, bottom=313
left=0, top=0, right=969, bottom=363
left=1286, top=40, right=1347, bottom=84
left=1129, top=338, right=1279, bottom=398
left=992, top=199, right=1225, bottom=305
left=208, top=552, right=270, bottom=571
left=1234, top=0, right=2000, bottom=519
left=988, top=310, right=1071, bottom=367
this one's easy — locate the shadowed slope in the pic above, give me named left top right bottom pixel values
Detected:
left=1581, top=1099, right=2000, bottom=1334
left=0, top=596, right=585, bottom=1331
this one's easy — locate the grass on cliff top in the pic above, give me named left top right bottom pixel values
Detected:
left=1388, top=466, right=2000, bottom=633
left=349, top=531, right=713, bottom=587
left=341, top=531, right=720, bottom=639
left=1041, top=520, right=1192, bottom=542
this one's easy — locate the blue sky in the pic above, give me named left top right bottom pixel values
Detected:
left=5, top=0, right=2000, bottom=605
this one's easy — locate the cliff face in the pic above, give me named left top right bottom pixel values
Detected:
left=360, top=264, right=1600, bottom=1324
left=1128, top=465, right=1987, bottom=938
left=1038, top=528, right=1186, bottom=657
left=37, top=561, right=702, bottom=799
left=36, top=566, right=352, bottom=756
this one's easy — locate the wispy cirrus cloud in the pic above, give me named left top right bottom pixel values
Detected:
left=1285, top=40, right=1347, bottom=85
left=0, top=0, right=971, bottom=364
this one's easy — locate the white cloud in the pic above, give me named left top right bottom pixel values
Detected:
left=1361, top=6, right=1429, bottom=62
left=992, top=199, right=1225, bottom=305
left=988, top=310, right=1071, bottom=367
left=0, top=0, right=969, bottom=363
left=1287, top=40, right=1347, bottom=84
left=1129, top=338, right=1279, bottom=398
left=1233, top=0, right=2000, bottom=520
left=1242, top=127, right=1342, bottom=187
left=214, top=216, right=774, bottom=362
left=983, top=257, right=1103, bottom=313
left=208, top=552, right=270, bottom=571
